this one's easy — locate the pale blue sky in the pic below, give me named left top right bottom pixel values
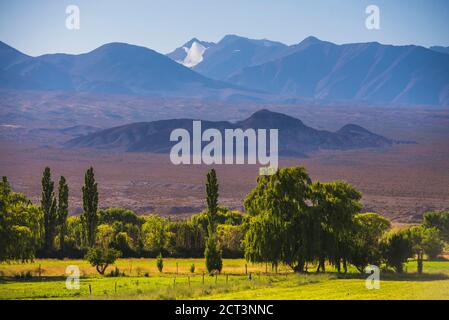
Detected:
left=0, top=0, right=448, bottom=56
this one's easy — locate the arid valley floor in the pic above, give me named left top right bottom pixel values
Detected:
left=1, top=134, right=449, bottom=223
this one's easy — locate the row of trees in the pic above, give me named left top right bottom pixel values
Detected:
left=0, top=168, right=242, bottom=263
left=0, top=167, right=99, bottom=261
left=1, top=166, right=448, bottom=275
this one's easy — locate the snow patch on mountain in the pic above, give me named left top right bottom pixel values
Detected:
left=177, top=41, right=207, bottom=68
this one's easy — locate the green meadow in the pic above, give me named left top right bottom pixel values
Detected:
left=0, top=258, right=448, bottom=300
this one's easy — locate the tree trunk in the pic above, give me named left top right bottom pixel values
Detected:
left=316, top=257, right=325, bottom=273
left=417, top=250, right=423, bottom=275
left=59, top=230, right=64, bottom=258
left=97, top=264, right=108, bottom=275
left=292, top=260, right=305, bottom=273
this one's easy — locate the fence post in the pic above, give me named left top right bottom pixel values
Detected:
left=176, top=263, right=179, bottom=275
left=245, top=264, right=247, bottom=275
left=202, top=272, right=205, bottom=285
left=115, top=281, right=117, bottom=293
left=89, top=284, right=92, bottom=295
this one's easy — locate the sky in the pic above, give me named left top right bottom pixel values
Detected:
left=0, top=0, right=448, bottom=56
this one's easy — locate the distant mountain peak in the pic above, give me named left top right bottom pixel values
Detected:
left=248, top=109, right=289, bottom=119
left=167, top=38, right=215, bottom=68
left=187, top=37, right=200, bottom=44
left=301, top=36, right=322, bottom=44
left=91, top=42, right=157, bottom=54
left=219, top=34, right=286, bottom=47
left=220, top=34, right=244, bottom=42
left=179, top=41, right=208, bottom=68
left=240, top=109, right=306, bottom=128
left=338, top=124, right=372, bottom=134
left=188, top=35, right=289, bottom=80
left=183, top=37, right=215, bottom=48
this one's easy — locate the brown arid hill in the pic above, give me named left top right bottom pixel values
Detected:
left=65, top=109, right=393, bottom=156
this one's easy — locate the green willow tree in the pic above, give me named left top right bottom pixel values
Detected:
left=204, top=169, right=222, bottom=274
left=82, top=167, right=99, bottom=247
left=41, top=167, right=57, bottom=253
left=309, top=181, right=363, bottom=273
left=244, top=167, right=313, bottom=272
left=57, top=176, right=69, bottom=256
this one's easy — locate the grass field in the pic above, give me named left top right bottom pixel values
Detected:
left=0, top=259, right=448, bottom=300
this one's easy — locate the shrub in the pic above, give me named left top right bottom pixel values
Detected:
left=190, top=263, right=195, bottom=273
left=109, top=267, right=120, bottom=277
left=85, top=247, right=121, bottom=275
left=14, top=271, right=33, bottom=279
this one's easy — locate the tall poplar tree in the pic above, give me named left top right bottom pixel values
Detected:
left=41, top=167, right=57, bottom=253
left=206, top=168, right=219, bottom=233
left=57, top=176, right=69, bottom=256
left=82, top=167, right=98, bottom=247
left=204, top=169, right=222, bottom=273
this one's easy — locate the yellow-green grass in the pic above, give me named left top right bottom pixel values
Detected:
left=0, top=259, right=448, bottom=300
left=0, top=258, right=291, bottom=277
left=206, top=275, right=449, bottom=300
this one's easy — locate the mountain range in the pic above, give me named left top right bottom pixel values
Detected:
left=169, top=35, right=449, bottom=105
left=65, top=109, right=393, bottom=157
left=2, top=35, right=449, bottom=105
left=0, top=41, right=244, bottom=97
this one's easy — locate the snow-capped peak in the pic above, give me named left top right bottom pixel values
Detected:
left=177, top=41, right=207, bottom=68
